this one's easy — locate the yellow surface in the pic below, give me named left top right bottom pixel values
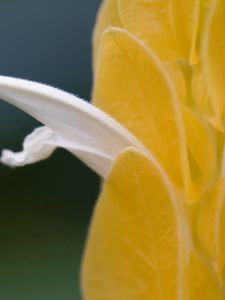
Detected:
left=92, top=0, right=122, bottom=70
left=82, top=149, right=222, bottom=299
left=196, top=185, right=220, bottom=259
left=119, top=0, right=200, bottom=63
left=83, top=1, right=225, bottom=298
left=93, top=26, right=219, bottom=202
left=191, top=64, right=211, bottom=115
left=82, top=149, right=186, bottom=299
left=196, top=176, right=225, bottom=277
left=187, top=251, right=222, bottom=299
left=202, top=0, right=225, bottom=131
left=93, top=27, right=189, bottom=191
left=92, top=0, right=187, bottom=107
left=183, top=106, right=218, bottom=187
left=213, top=177, right=225, bottom=274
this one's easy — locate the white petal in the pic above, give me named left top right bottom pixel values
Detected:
left=1, top=126, right=56, bottom=167
left=0, top=76, right=148, bottom=177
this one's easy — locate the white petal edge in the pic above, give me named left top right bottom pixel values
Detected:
left=0, top=76, right=149, bottom=178
left=0, top=126, right=57, bottom=167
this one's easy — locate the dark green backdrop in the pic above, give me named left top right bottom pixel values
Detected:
left=0, top=0, right=101, bottom=299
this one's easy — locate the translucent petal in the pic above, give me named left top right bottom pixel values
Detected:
left=212, top=175, right=225, bottom=274
left=92, top=27, right=196, bottom=200
left=1, top=126, right=56, bottom=167
left=191, top=64, right=212, bottom=116
left=119, top=0, right=201, bottom=63
left=187, top=251, right=223, bottom=299
left=201, top=0, right=225, bottom=130
left=93, top=0, right=122, bottom=70
left=197, top=175, right=225, bottom=274
left=164, top=61, right=186, bottom=104
left=93, top=1, right=188, bottom=104
left=196, top=183, right=221, bottom=258
left=183, top=107, right=218, bottom=188
left=82, top=149, right=189, bottom=300
left=203, top=0, right=213, bottom=7
left=82, top=149, right=222, bottom=299
left=0, top=76, right=148, bottom=177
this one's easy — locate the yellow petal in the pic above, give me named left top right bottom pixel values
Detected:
left=201, top=0, right=225, bottom=131
left=165, top=61, right=187, bottom=104
left=183, top=106, right=218, bottom=188
left=92, top=1, right=187, bottom=103
left=119, top=0, right=201, bottom=63
left=196, top=177, right=225, bottom=274
left=204, top=0, right=213, bottom=7
left=214, top=177, right=225, bottom=274
left=82, top=149, right=188, bottom=300
left=93, top=0, right=122, bottom=70
left=187, top=251, right=223, bottom=299
left=92, top=27, right=189, bottom=193
left=191, top=64, right=212, bottom=116
left=172, top=0, right=201, bottom=65
left=195, top=183, right=221, bottom=258
left=93, top=1, right=188, bottom=105
left=82, top=149, right=223, bottom=299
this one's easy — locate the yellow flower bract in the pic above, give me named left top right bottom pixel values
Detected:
left=82, top=149, right=222, bottom=299
left=82, top=0, right=225, bottom=298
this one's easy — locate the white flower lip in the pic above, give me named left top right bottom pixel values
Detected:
left=0, top=76, right=148, bottom=177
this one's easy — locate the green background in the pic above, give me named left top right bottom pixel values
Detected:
left=0, top=0, right=101, bottom=299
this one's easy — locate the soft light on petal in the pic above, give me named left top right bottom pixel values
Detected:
left=183, top=106, right=218, bottom=187
left=196, top=177, right=225, bottom=277
left=82, top=149, right=189, bottom=300
left=93, top=0, right=122, bottom=70
left=0, top=76, right=148, bottom=178
left=93, top=27, right=187, bottom=185
left=191, top=64, right=212, bottom=116
left=201, top=0, right=225, bottom=130
left=187, top=251, right=222, bottom=299
left=93, top=2, right=187, bottom=104
left=1, top=126, right=56, bottom=167
left=82, top=149, right=222, bottom=300
left=92, top=27, right=205, bottom=202
left=119, top=0, right=201, bottom=63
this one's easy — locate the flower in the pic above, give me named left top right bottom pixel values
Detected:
left=1, top=0, right=225, bottom=299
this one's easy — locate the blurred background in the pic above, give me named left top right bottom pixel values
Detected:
left=0, top=0, right=101, bottom=299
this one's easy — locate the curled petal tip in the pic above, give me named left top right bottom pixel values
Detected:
left=0, top=126, right=56, bottom=168
left=0, top=76, right=149, bottom=177
left=0, top=149, right=18, bottom=168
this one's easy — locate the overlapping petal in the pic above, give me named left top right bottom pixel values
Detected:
left=119, top=0, right=201, bottom=63
left=187, top=251, right=222, bottom=299
left=93, top=0, right=122, bottom=70
left=1, top=0, right=225, bottom=298
left=183, top=107, right=218, bottom=189
left=92, top=27, right=190, bottom=192
left=82, top=149, right=222, bottom=300
left=201, top=0, right=225, bottom=131
left=0, top=76, right=148, bottom=177
left=82, top=149, right=189, bottom=300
